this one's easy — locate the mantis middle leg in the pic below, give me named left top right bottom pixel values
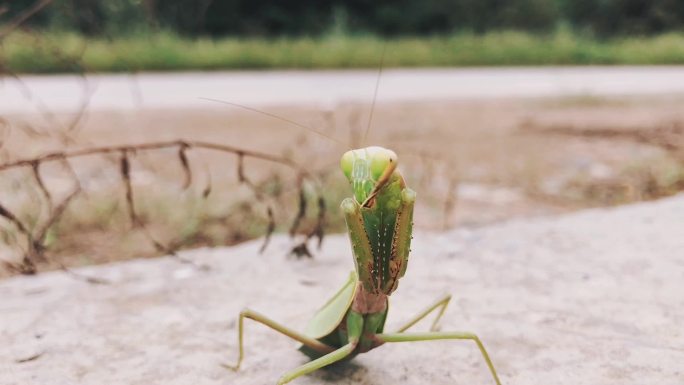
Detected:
left=376, top=331, right=502, bottom=385
left=226, top=309, right=335, bottom=371
left=395, top=293, right=452, bottom=332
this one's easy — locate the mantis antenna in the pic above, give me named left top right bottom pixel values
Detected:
left=202, top=45, right=388, bottom=151
left=362, top=43, right=387, bottom=146
left=199, top=97, right=349, bottom=149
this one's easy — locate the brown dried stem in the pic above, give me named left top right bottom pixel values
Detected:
left=119, top=150, right=137, bottom=226
left=31, top=161, right=53, bottom=212
left=289, top=178, right=307, bottom=237
left=0, top=140, right=301, bottom=171
left=35, top=186, right=81, bottom=245
left=178, top=144, right=192, bottom=189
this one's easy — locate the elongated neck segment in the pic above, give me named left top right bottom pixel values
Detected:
left=340, top=146, right=416, bottom=299
left=351, top=283, right=387, bottom=314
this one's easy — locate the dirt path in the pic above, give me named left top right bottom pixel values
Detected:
left=1, top=194, right=682, bottom=384
left=3, top=66, right=684, bottom=114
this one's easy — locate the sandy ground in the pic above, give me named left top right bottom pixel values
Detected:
left=1, top=194, right=683, bottom=385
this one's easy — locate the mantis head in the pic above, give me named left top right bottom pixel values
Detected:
left=340, top=146, right=400, bottom=208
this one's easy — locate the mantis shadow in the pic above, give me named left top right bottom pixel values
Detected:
left=308, top=359, right=369, bottom=383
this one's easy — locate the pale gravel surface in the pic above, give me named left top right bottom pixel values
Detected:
left=1, top=195, right=683, bottom=385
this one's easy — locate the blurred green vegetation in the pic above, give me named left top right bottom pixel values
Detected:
left=3, top=1, right=684, bottom=72
left=5, top=30, right=684, bottom=73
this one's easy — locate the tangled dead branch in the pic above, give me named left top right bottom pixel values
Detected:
left=0, top=140, right=327, bottom=275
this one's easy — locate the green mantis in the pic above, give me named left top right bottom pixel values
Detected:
left=227, top=146, right=502, bottom=384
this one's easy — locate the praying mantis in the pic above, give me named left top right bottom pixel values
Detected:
left=226, top=145, right=503, bottom=384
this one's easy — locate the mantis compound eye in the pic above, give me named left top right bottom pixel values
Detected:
left=340, top=150, right=356, bottom=181
left=369, top=147, right=397, bottom=181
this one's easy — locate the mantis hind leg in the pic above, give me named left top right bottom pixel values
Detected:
left=375, top=331, right=502, bottom=385
left=226, top=308, right=334, bottom=371
left=277, top=341, right=357, bottom=385
left=395, top=293, right=452, bottom=332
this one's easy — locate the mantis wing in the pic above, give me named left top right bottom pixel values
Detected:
left=303, top=271, right=358, bottom=339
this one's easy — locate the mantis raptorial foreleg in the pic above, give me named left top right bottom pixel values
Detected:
left=277, top=341, right=357, bottom=385
left=376, top=332, right=502, bottom=385
left=395, top=293, right=452, bottom=332
left=226, top=309, right=335, bottom=371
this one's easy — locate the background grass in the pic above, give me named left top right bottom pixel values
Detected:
left=4, top=30, right=684, bottom=74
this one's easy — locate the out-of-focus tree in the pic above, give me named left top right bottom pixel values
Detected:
left=0, top=0, right=53, bottom=28
left=2, top=0, right=684, bottom=37
left=200, top=0, right=334, bottom=36
left=304, top=0, right=559, bottom=36
left=562, top=0, right=684, bottom=36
